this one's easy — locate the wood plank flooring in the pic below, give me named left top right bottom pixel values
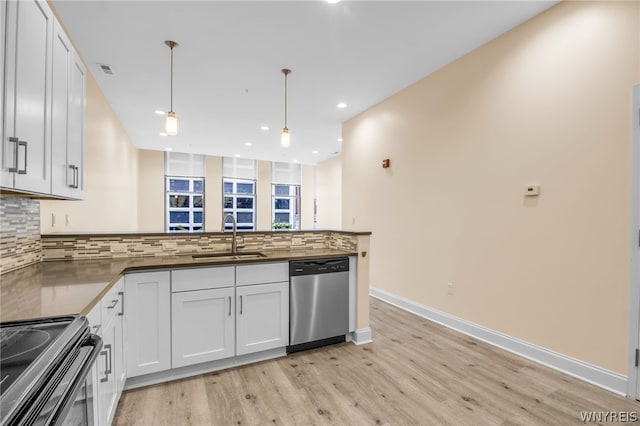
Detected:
left=114, top=297, right=639, bottom=425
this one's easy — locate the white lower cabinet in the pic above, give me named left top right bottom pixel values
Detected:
left=86, top=278, right=124, bottom=426
left=236, top=281, right=289, bottom=356
left=172, top=287, right=235, bottom=368
left=98, top=318, right=117, bottom=426
left=125, top=271, right=171, bottom=377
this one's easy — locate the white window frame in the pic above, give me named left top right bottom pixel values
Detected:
left=166, top=176, right=204, bottom=233
left=272, top=184, right=300, bottom=230
left=223, top=178, right=256, bottom=231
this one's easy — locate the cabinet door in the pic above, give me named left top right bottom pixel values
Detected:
left=85, top=304, right=101, bottom=426
left=1, top=1, right=5, bottom=184
left=114, top=284, right=126, bottom=397
left=68, top=50, right=85, bottom=199
left=236, top=282, right=289, bottom=356
left=172, top=287, right=235, bottom=368
left=50, top=19, right=71, bottom=197
left=125, top=271, right=171, bottom=377
left=98, top=317, right=117, bottom=426
left=3, top=0, right=52, bottom=193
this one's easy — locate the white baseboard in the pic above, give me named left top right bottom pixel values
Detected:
left=370, top=287, right=627, bottom=396
left=352, top=327, right=373, bottom=345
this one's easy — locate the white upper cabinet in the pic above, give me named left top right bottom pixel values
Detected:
left=51, top=18, right=85, bottom=199
left=2, top=0, right=85, bottom=198
left=2, top=0, right=53, bottom=194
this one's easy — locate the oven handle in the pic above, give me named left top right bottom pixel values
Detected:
left=49, top=334, right=103, bottom=425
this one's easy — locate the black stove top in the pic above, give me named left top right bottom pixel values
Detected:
left=0, top=322, right=69, bottom=394
left=0, top=316, right=90, bottom=425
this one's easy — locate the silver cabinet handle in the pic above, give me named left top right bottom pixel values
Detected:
left=74, top=165, right=79, bottom=188
left=228, top=296, right=231, bottom=316
left=240, top=295, right=243, bottom=315
left=105, top=344, right=112, bottom=374
left=118, top=291, right=124, bottom=316
left=106, top=299, right=118, bottom=309
left=100, top=350, right=109, bottom=382
left=68, top=165, right=74, bottom=188
left=17, top=141, right=27, bottom=175
left=68, top=165, right=79, bottom=188
left=8, top=137, right=18, bottom=172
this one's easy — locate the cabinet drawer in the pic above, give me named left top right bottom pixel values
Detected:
left=101, top=279, right=124, bottom=326
left=86, top=303, right=102, bottom=336
left=172, top=266, right=235, bottom=292
left=236, top=262, right=288, bottom=286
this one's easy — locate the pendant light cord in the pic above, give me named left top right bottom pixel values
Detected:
left=284, top=72, right=288, bottom=128
left=170, top=45, right=174, bottom=112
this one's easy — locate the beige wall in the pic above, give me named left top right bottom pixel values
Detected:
left=301, top=164, right=316, bottom=229
left=137, top=149, right=164, bottom=232
left=41, top=73, right=138, bottom=233
left=316, top=155, right=342, bottom=230
left=342, top=1, right=639, bottom=374
left=205, top=155, right=223, bottom=232
left=256, top=160, right=272, bottom=231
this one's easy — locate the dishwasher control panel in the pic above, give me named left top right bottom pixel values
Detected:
left=289, top=258, right=349, bottom=276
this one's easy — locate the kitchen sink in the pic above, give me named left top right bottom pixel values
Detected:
left=192, top=252, right=267, bottom=261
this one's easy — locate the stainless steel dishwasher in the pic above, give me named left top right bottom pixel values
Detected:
left=288, top=257, right=349, bottom=353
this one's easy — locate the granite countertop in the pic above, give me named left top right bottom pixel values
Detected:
left=0, top=248, right=355, bottom=322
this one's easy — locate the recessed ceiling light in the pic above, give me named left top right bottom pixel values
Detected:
left=337, top=102, right=347, bottom=109
left=235, top=154, right=241, bottom=158
left=293, top=159, right=299, bottom=163
left=165, top=147, right=173, bottom=151
left=160, top=132, right=167, bottom=136
left=155, top=110, right=165, bottom=115
left=312, top=150, right=319, bottom=154
left=337, top=138, right=343, bottom=142
left=244, top=142, right=252, bottom=147
left=260, top=126, right=269, bottom=131
left=326, top=0, right=341, bottom=3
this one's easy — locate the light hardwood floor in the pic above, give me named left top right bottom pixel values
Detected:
left=114, top=297, right=639, bottom=425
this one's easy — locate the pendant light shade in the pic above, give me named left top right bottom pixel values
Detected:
left=165, top=40, right=179, bottom=136
left=281, top=127, right=290, bottom=148
left=281, top=69, right=291, bottom=148
left=165, top=111, right=178, bottom=135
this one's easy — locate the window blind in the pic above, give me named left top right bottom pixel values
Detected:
left=222, top=157, right=256, bottom=180
left=272, top=161, right=301, bottom=185
left=165, top=152, right=205, bottom=177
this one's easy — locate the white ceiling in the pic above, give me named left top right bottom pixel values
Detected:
left=52, top=0, right=557, bottom=165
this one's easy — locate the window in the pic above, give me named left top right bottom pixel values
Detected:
left=223, top=178, right=256, bottom=231
left=272, top=184, right=300, bottom=230
left=222, top=157, right=256, bottom=232
left=166, top=177, right=204, bottom=232
left=272, top=161, right=301, bottom=230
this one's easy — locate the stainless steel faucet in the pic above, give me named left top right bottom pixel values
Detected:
left=221, top=213, right=237, bottom=253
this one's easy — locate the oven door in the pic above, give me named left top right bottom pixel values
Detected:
left=26, top=334, right=102, bottom=426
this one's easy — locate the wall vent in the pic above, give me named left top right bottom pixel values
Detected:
left=97, top=63, right=115, bottom=75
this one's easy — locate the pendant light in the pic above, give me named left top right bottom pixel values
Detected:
left=281, top=68, right=292, bottom=148
left=164, top=40, right=179, bottom=136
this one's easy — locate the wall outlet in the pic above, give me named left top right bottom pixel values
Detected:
left=447, top=283, right=454, bottom=295
left=162, top=241, right=177, bottom=251
left=110, top=244, right=127, bottom=253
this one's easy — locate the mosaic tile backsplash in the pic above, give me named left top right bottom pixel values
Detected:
left=42, top=231, right=358, bottom=261
left=0, top=195, right=41, bottom=274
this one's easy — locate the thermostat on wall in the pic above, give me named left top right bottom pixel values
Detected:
left=525, top=184, right=540, bottom=196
